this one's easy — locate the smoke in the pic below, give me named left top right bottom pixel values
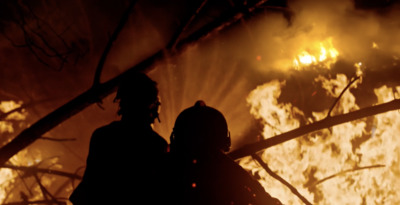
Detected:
left=149, top=0, right=400, bottom=149
left=230, top=0, right=400, bottom=75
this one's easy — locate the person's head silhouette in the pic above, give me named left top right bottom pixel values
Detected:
left=114, top=71, right=161, bottom=124
left=170, top=100, right=231, bottom=154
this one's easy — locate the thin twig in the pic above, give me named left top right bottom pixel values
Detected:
left=4, top=1, right=81, bottom=71
left=1, top=199, right=67, bottom=205
left=0, top=32, right=26, bottom=47
left=0, top=98, right=53, bottom=121
left=306, top=164, right=385, bottom=188
left=252, top=154, right=313, bottom=205
left=92, top=0, right=137, bottom=87
left=326, top=76, right=361, bottom=118
left=0, top=105, right=25, bottom=121
left=33, top=174, right=58, bottom=203
left=25, top=4, right=70, bottom=49
left=166, top=0, right=209, bottom=51
left=173, top=0, right=286, bottom=50
left=1, top=164, right=83, bottom=180
left=39, top=137, right=76, bottom=142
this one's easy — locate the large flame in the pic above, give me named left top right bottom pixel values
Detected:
left=242, top=70, right=400, bottom=204
left=0, top=101, right=54, bottom=203
left=0, top=166, right=15, bottom=203
left=0, top=101, right=26, bottom=137
left=0, top=100, right=26, bottom=203
left=293, top=37, right=339, bottom=70
left=0, top=100, right=65, bottom=204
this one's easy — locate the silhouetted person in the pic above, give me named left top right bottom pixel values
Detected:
left=69, top=71, right=168, bottom=204
left=165, top=100, right=282, bottom=205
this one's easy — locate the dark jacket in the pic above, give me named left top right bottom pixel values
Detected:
left=164, top=149, right=282, bottom=205
left=69, top=120, right=168, bottom=204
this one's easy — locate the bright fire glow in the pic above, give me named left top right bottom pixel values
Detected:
left=293, top=37, right=339, bottom=70
left=0, top=101, right=41, bottom=203
left=0, top=167, right=15, bottom=203
left=354, top=62, right=364, bottom=77
left=372, top=42, right=379, bottom=49
left=0, top=101, right=26, bottom=203
left=0, top=101, right=26, bottom=135
left=241, top=74, right=400, bottom=204
left=1, top=101, right=60, bottom=204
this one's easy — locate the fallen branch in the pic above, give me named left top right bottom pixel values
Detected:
left=1, top=199, right=66, bottom=205
left=39, top=137, right=76, bottom=142
left=326, top=75, right=361, bottom=118
left=1, top=164, right=83, bottom=180
left=306, top=164, right=385, bottom=188
left=252, top=153, right=313, bottom=205
left=229, top=99, right=400, bottom=160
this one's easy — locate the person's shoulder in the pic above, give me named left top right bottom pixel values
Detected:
left=150, top=130, right=169, bottom=150
left=152, top=130, right=167, bottom=141
left=89, top=121, right=121, bottom=142
left=93, top=121, right=121, bottom=133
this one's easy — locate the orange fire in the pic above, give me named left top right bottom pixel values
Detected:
left=0, top=101, right=53, bottom=204
left=241, top=40, right=400, bottom=204
left=0, top=101, right=26, bottom=203
left=0, top=101, right=26, bottom=137
left=293, top=37, right=339, bottom=70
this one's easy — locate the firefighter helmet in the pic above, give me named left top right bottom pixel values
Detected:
left=171, top=100, right=231, bottom=153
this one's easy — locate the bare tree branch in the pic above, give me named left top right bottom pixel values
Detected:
left=1, top=199, right=67, bottom=205
left=166, top=0, right=209, bottom=51
left=39, top=137, right=76, bottom=142
left=0, top=0, right=281, bottom=167
left=252, top=153, right=313, bottom=205
left=1, top=164, right=83, bottom=180
left=0, top=105, right=26, bottom=121
left=229, top=99, right=400, bottom=160
left=306, top=164, right=385, bottom=188
left=92, top=0, right=137, bottom=87
left=1, top=1, right=87, bottom=71
left=0, top=98, right=54, bottom=121
left=173, top=0, right=291, bottom=51
left=33, top=174, right=57, bottom=203
left=326, top=75, right=361, bottom=118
